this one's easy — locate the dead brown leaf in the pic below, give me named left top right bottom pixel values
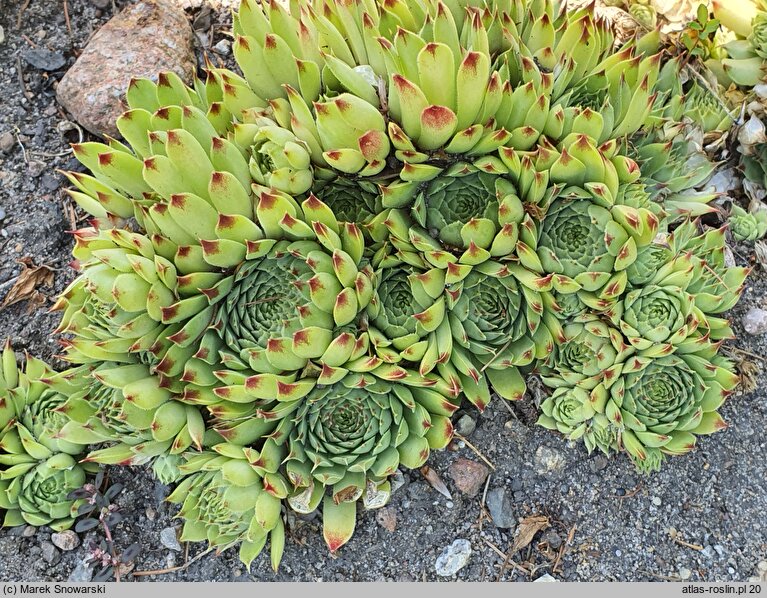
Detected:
left=0, top=258, right=55, bottom=311
left=420, top=465, right=452, bottom=500
left=510, top=515, right=550, bottom=555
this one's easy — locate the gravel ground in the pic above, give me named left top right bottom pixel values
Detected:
left=0, top=0, right=765, bottom=583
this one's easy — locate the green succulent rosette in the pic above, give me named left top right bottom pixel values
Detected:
left=631, top=124, right=718, bottom=222
left=626, top=242, right=673, bottom=287
left=536, top=184, right=658, bottom=309
left=543, top=289, right=587, bottom=321
left=684, top=83, right=733, bottom=133
left=540, top=316, right=633, bottom=390
left=538, top=386, right=620, bottom=456
left=669, top=221, right=749, bottom=318
left=309, top=178, right=384, bottom=230
left=612, top=352, right=739, bottom=472
left=271, top=372, right=459, bottom=552
left=0, top=346, right=91, bottom=530
left=444, top=268, right=541, bottom=407
left=729, top=205, right=767, bottom=242
left=54, top=364, right=208, bottom=467
left=365, top=261, right=445, bottom=367
left=604, top=253, right=711, bottom=357
left=167, top=449, right=287, bottom=571
left=629, top=3, right=657, bottom=30
left=242, top=119, right=313, bottom=195
left=608, top=284, right=697, bottom=354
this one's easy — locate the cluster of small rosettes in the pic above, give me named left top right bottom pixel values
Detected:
left=0, top=0, right=748, bottom=572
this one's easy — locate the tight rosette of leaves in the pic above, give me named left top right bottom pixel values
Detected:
left=0, top=344, right=94, bottom=530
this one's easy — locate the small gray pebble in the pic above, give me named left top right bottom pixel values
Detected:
left=542, top=529, right=562, bottom=550
left=435, top=539, right=471, bottom=577
left=486, top=487, right=516, bottom=529
left=160, top=527, right=182, bottom=552
left=0, top=132, right=14, bottom=154
left=455, top=414, right=476, bottom=436
left=51, top=530, right=80, bottom=551
left=40, top=541, right=60, bottom=564
left=68, top=560, right=94, bottom=583
left=23, top=48, right=66, bottom=71
left=213, top=39, right=231, bottom=55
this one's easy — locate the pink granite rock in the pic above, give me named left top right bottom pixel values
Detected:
left=56, top=0, right=195, bottom=137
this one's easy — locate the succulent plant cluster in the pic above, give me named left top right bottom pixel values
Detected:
left=1, top=0, right=751, bottom=572
left=709, top=0, right=767, bottom=87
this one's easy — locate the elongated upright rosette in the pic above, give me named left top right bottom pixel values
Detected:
left=0, top=344, right=93, bottom=530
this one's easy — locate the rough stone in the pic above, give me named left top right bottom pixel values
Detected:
left=51, top=530, right=80, bottom=551
left=213, top=39, right=231, bottom=55
left=448, top=458, right=489, bottom=497
left=23, top=48, right=66, bottom=71
left=743, top=307, right=767, bottom=336
left=0, top=132, right=14, bottom=154
left=534, top=574, right=559, bottom=582
left=541, top=529, right=562, bottom=550
left=68, top=560, right=94, bottom=583
left=434, top=539, right=471, bottom=577
left=40, top=541, right=60, bottom=564
left=390, top=470, right=406, bottom=494
left=455, top=414, right=476, bottom=436
left=160, top=526, right=182, bottom=552
left=376, top=507, right=397, bottom=533
left=679, top=567, right=692, bottom=580
left=56, top=0, right=196, bottom=137
left=534, top=445, right=566, bottom=476
left=485, top=487, right=516, bottom=529
left=0, top=537, right=19, bottom=554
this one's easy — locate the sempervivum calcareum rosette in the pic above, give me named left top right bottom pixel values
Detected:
left=0, top=344, right=93, bottom=530
left=6, top=0, right=750, bottom=573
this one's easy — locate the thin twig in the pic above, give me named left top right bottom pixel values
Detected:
left=133, top=547, right=213, bottom=577
left=498, top=396, right=516, bottom=416
left=685, top=66, right=740, bottom=126
left=639, top=570, right=681, bottom=582
left=673, top=538, right=704, bottom=551
left=16, top=0, right=31, bottom=29
left=14, top=128, right=29, bottom=165
left=483, top=539, right=529, bottom=577
left=730, top=347, right=767, bottom=363
left=552, top=524, right=576, bottom=574
left=30, top=149, right=74, bottom=158
left=15, top=57, right=33, bottom=103
left=21, top=34, right=37, bottom=47
left=478, top=473, right=492, bottom=531
left=480, top=339, right=512, bottom=372
left=453, top=432, right=495, bottom=470
left=613, top=482, right=643, bottom=500
left=63, top=0, right=72, bottom=37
